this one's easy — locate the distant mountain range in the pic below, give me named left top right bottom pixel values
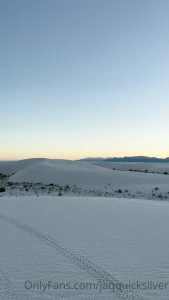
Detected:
left=77, top=157, right=110, bottom=162
left=78, top=156, right=169, bottom=163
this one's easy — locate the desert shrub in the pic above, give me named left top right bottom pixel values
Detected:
left=0, top=187, right=5, bottom=193
left=64, top=185, right=70, bottom=190
left=164, top=172, right=168, bottom=175
left=145, top=169, right=148, bottom=172
left=58, top=191, right=62, bottom=196
left=118, top=189, right=122, bottom=193
left=154, top=187, right=159, bottom=191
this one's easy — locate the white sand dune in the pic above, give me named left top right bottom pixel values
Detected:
left=8, top=159, right=169, bottom=193
left=93, top=162, right=169, bottom=174
left=0, top=158, right=46, bottom=175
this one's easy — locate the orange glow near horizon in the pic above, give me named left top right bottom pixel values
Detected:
left=1, top=151, right=168, bottom=161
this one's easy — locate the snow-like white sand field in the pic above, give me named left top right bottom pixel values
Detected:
left=0, top=159, right=169, bottom=299
left=93, top=161, right=169, bottom=174
left=0, top=196, right=169, bottom=300
left=1, top=159, right=169, bottom=199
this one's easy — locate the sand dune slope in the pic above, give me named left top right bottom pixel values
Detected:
left=9, top=159, right=169, bottom=192
left=0, top=158, right=46, bottom=175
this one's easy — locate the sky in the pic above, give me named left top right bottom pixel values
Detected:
left=1, top=0, right=169, bottom=160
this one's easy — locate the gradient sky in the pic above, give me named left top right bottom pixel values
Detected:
left=1, top=0, right=169, bottom=160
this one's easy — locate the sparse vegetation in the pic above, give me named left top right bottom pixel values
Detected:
left=64, top=185, right=70, bottom=192
left=0, top=173, right=8, bottom=179
left=0, top=169, right=168, bottom=200
left=65, top=185, right=70, bottom=189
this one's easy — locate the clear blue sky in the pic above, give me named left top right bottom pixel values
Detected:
left=1, top=0, right=169, bottom=160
